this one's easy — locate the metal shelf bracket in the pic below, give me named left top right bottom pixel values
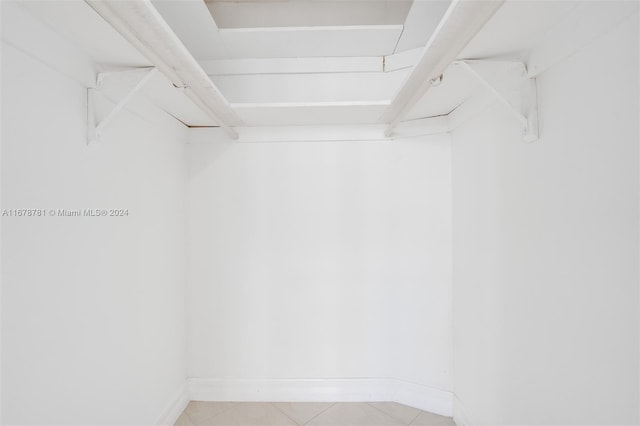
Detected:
left=87, top=67, right=157, bottom=144
left=455, top=60, right=539, bottom=142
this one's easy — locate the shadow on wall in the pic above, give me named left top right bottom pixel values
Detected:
left=188, top=129, right=234, bottom=179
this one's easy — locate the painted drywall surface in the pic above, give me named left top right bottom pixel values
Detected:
left=1, top=40, right=188, bottom=425
left=452, top=12, right=639, bottom=426
left=187, top=136, right=452, bottom=391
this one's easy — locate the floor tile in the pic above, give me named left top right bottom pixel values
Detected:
left=367, top=402, right=421, bottom=424
left=307, top=402, right=405, bottom=426
left=174, top=412, right=196, bottom=426
left=409, top=411, right=455, bottom=426
left=272, top=402, right=335, bottom=425
left=204, top=402, right=298, bottom=425
left=184, top=401, right=236, bottom=425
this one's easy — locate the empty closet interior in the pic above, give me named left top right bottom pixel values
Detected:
left=1, top=1, right=638, bottom=425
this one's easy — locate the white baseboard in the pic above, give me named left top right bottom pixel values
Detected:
left=156, top=381, right=190, bottom=426
left=452, top=395, right=472, bottom=426
left=188, top=378, right=453, bottom=417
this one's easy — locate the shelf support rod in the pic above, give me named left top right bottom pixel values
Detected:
left=88, top=67, right=157, bottom=144
left=455, top=60, right=539, bottom=142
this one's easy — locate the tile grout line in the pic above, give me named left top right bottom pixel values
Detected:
left=365, top=402, right=416, bottom=425
left=408, top=411, right=455, bottom=426
left=269, top=402, right=304, bottom=426
left=406, top=410, right=422, bottom=426
left=183, top=404, right=200, bottom=425
left=186, top=401, right=237, bottom=425
left=302, top=402, right=337, bottom=425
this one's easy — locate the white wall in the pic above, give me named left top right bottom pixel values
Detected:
left=1, top=14, right=188, bottom=426
left=187, top=133, right=453, bottom=402
left=452, top=10, right=639, bottom=426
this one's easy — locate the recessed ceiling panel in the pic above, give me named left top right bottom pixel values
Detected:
left=206, top=0, right=412, bottom=28
left=217, top=25, right=404, bottom=58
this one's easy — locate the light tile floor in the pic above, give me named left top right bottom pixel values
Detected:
left=175, top=401, right=456, bottom=426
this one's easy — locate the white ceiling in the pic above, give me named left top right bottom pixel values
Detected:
left=394, top=0, right=451, bottom=53
left=152, top=0, right=438, bottom=60
left=232, top=103, right=390, bottom=126
left=12, top=0, right=588, bottom=128
left=205, top=0, right=413, bottom=28
left=215, top=25, right=404, bottom=58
